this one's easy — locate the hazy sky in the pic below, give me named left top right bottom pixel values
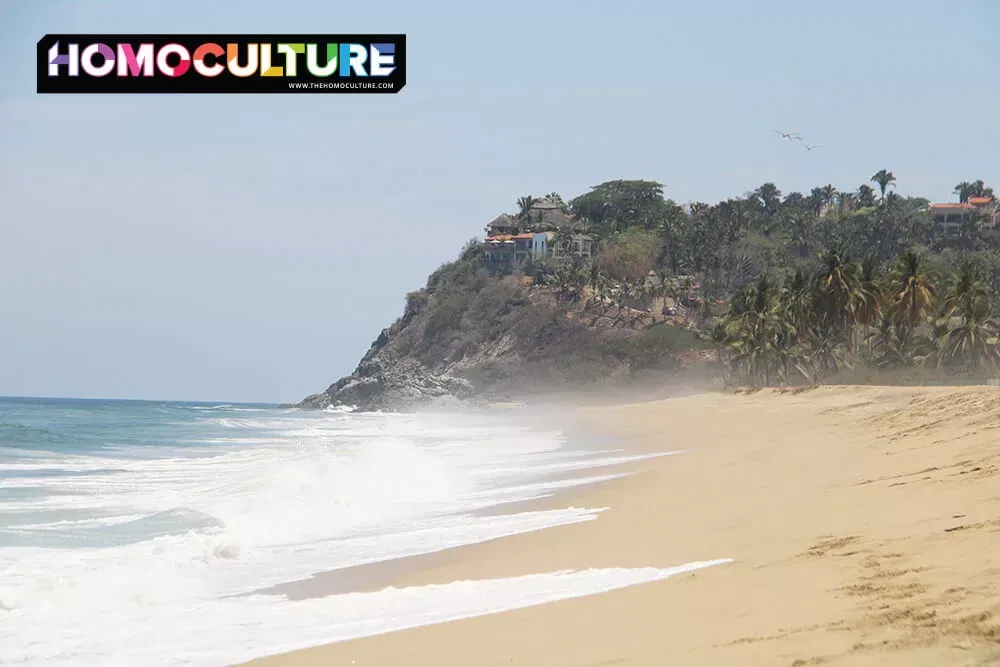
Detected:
left=1, top=1, right=997, bottom=403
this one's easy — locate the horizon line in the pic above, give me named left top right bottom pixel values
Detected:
left=0, top=394, right=285, bottom=406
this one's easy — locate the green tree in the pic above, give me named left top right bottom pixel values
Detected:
left=812, top=245, right=863, bottom=344
left=856, top=256, right=885, bottom=355
left=516, top=195, right=538, bottom=228
left=783, top=267, right=814, bottom=343
left=954, top=181, right=974, bottom=204
left=857, top=184, right=877, bottom=208
left=754, top=182, right=782, bottom=215
left=595, top=228, right=662, bottom=282
left=955, top=180, right=995, bottom=203
left=551, top=225, right=577, bottom=257
left=935, top=262, right=999, bottom=371
left=569, top=180, right=670, bottom=236
left=836, top=191, right=856, bottom=216
left=721, top=275, right=797, bottom=385
left=972, top=180, right=994, bottom=199
left=871, top=170, right=897, bottom=202
left=889, top=248, right=937, bottom=331
left=820, top=184, right=837, bottom=211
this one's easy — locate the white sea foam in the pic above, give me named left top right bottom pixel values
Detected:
left=3, top=560, right=733, bottom=667
left=0, top=408, right=707, bottom=665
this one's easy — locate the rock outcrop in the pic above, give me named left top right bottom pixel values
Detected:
left=296, top=252, right=712, bottom=412
left=297, top=330, right=477, bottom=411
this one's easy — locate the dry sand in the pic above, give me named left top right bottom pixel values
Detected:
left=241, top=385, right=1000, bottom=666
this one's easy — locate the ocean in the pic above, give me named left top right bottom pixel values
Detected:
left=0, top=396, right=714, bottom=666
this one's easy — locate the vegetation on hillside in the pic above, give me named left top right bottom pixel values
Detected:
left=406, top=173, right=1000, bottom=390
left=387, top=240, right=708, bottom=394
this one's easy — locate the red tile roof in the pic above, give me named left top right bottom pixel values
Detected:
left=930, top=203, right=973, bottom=209
left=969, top=196, right=994, bottom=205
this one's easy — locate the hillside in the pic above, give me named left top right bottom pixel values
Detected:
left=298, top=176, right=1000, bottom=411
left=298, top=241, right=714, bottom=411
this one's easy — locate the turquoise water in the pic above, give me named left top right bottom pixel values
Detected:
left=0, top=396, right=282, bottom=548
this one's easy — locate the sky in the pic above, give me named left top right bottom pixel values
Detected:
left=0, top=0, right=998, bottom=403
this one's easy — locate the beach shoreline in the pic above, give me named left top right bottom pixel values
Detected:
left=241, top=385, right=1000, bottom=667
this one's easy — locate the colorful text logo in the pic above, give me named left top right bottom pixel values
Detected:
left=37, top=34, right=406, bottom=94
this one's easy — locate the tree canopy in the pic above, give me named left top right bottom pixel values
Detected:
left=569, top=180, right=684, bottom=236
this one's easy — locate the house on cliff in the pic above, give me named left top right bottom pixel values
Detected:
left=482, top=195, right=594, bottom=271
left=483, top=230, right=595, bottom=269
left=484, top=196, right=574, bottom=237
left=929, top=195, right=997, bottom=238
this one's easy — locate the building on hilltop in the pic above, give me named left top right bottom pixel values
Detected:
left=931, top=203, right=973, bottom=238
left=481, top=195, right=596, bottom=272
left=482, top=229, right=596, bottom=271
left=930, top=194, right=997, bottom=238
left=526, top=196, right=573, bottom=229
left=484, top=196, right=574, bottom=238
left=484, top=232, right=551, bottom=267
left=485, top=213, right=519, bottom=237
left=550, top=233, right=595, bottom=260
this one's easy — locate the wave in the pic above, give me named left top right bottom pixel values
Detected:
left=0, top=407, right=684, bottom=665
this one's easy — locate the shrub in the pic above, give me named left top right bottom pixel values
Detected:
left=596, top=228, right=662, bottom=282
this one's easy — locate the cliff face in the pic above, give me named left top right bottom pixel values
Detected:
left=296, top=325, right=480, bottom=411
left=297, top=257, right=713, bottom=411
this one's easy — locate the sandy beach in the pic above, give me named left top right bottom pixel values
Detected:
left=242, top=385, right=1000, bottom=666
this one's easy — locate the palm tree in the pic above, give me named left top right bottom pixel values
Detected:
left=935, top=262, right=999, bottom=371
left=857, top=256, right=885, bottom=355
left=975, top=181, right=994, bottom=199
left=813, top=245, right=863, bottom=342
left=783, top=191, right=806, bottom=211
left=551, top=225, right=576, bottom=258
left=516, top=195, right=537, bottom=228
left=954, top=181, right=974, bottom=204
left=871, top=170, right=897, bottom=202
left=754, top=183, right=782, bottom=216
left=941, top=261, right=991, bottom=321
left=857, top=184, right=877, bottom=208
left=867, top=311, right=908, bottom=369
left=936, top=317, right=1000, bottom=372
left=836, top=191, right=856, bottom=216
left=889, top=248, right=936, bottom=332
left=820, top=184, right=837, bottom=212
left=544, top=192, right=570, bottom=213
left=722, top=275, right=797, bottom=386
left=779, top=209, right=808, bottom=259
left=550, top=254, right=586, bottom=303
left=808, top=187, right=826, bottom=215
left=783, top=267, right=814, bottom=344
left=959, top=212, right=987, bottom=252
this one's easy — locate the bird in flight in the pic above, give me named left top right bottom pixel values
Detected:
left=802, top=143, right=821, bottom=151
left=774, top=129, right=802, bottom=142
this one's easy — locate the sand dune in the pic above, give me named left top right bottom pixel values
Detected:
left=242, top=385, right=1000, bottom=667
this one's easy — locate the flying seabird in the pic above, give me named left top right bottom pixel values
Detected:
left=774, top=129, right=802, bottom=142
